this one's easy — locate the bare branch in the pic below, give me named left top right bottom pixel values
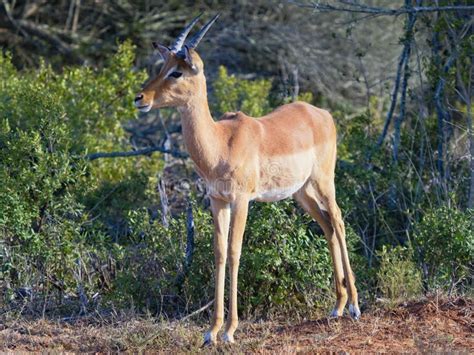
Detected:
left=392, top=0, right=418, bottom=161
left=184, top=202, right=195, bottom=273
left=85, top=146, right=188, bottom=160
left=71, top=0, right=81, bottom=34
left=290, top=1, right=474, bottom=16
left=17, top=19, right=74, bottom=55
left=456, top=56, right=474, bottom=208
left=179, top=300, right=213, bottom=322
left=2, top=0, right=29, bottom=37
left=376, top=3, right=417, bottom=149
left=157, top=176, right=170, bottom=228
left=435, top=50, right=458, bottom=180
left=174, top=200, right=195, bottom=293
left=291, top=66, right=299, bottom=102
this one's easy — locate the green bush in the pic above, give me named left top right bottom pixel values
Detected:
left=376, top=245, right=422, bottom=303
left=240, top=200, right=333, bottom=316
left=213, top=66, right=272, bottom=117
left=0, top=42, right=162, bottom=309
left=109, top=204, right=214, bottom=314
left=110, top=200, right=340, bottom=318
left=414, top=207, right=473, bottom=291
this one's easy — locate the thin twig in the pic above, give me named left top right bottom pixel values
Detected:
left=392, top=0, right=417, bottom=161
left=290, top=1, right=474, bottom=16
left=184, top=202, right=195, bottom=273
left=135, top=300, right=213, bottom=350
left=375, top=23, right=413, bottom=149
left=434, top=51, right=458, bottom=180
left=179, top=300, right=214, bottom=322
left=174, top=200, right=195, bottom=290
left=17, top=19, right=74, bottom=55
left=85, top=146, right=188, bottom=160
left=157, top=176, right=170, bottom=228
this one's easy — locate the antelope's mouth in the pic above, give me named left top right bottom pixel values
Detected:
left=135, top=103, right=152, bottom=113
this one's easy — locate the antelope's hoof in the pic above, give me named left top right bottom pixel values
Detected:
left=201, top=340, right=213, bottom=347
left=222, top=333, right=235, bottom=343
left=349, top=304, right=361, bottom=320
left=202, top=332, right=217, bottom=347
left=329, top=308, right=341, bottom=318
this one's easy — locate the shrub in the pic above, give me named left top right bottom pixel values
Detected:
left=109, top=204, right=215, bottom=315
left=213, top=66, right=272, bottom=117
left=0, top=66, right=93, bottom=302
left=376, top=245, right=422, bottom=303
left=414, top=206, right=473, bottom=291
left=0, top=42, right=161, bottom=310
left=110, top=200, right=339, bottom=318
left=240, top=200, right=334, bottom=317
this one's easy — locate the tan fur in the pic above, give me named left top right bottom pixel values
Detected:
left=136, top=49, right=360, bottom=344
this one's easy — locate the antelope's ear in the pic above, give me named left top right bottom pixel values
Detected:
left=179, top=45, right=197, bottom=73
left=152, top=42, right=170, bottom=60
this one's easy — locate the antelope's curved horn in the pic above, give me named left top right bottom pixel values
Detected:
left=186, top=13, right=220, bottom=50
left=169, top=13, right=202, bottom=53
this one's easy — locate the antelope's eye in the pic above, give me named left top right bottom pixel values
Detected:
left=169, top=71, right=182, bottom=79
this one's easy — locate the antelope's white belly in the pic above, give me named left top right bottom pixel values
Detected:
left=253, top=150, right=314, bottom=202
left=253, top=181, right=306, bottom=202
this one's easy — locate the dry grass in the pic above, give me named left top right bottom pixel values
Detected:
left=1, top=297, right=472, bottom=353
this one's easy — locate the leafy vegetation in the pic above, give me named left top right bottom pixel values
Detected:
left=414, top=207, right=473, bottom=292
left=0, top=1, right=473, bottom=324
left=376, top=245, right=422, bottom=303
left=0, top=42, right=162, bottom=312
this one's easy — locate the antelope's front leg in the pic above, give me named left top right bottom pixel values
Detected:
left=223, top=196, right=249, bottom=343
left=204, top=197, right=231, bottom=345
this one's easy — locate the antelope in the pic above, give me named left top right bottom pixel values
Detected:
left=135, top=14, right=361, bottom=345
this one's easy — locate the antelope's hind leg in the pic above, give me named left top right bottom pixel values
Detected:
left=294, top=185, right=349, bottom=318
left=317, top=180, right=361, bottom=320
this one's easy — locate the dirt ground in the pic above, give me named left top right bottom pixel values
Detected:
left=1, top=297, right=472, bottom=353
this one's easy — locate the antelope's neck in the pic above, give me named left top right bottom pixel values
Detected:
left=178, top=92, right=221, bottom=177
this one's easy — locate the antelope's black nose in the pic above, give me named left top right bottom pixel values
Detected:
left=135, top=94, right=144, bottom=102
